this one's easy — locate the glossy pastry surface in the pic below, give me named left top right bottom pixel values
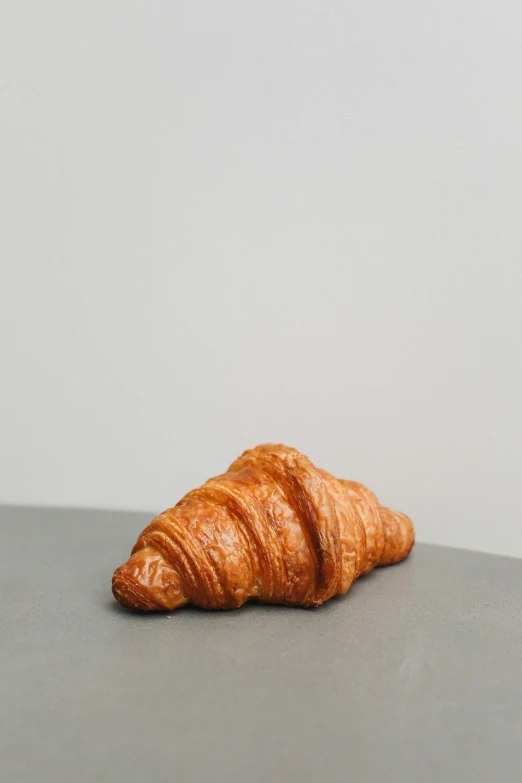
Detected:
left=112, top=444, right=414, bottom=611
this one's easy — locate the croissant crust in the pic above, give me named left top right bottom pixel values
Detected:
left=113, top=444, right=414, bottom=611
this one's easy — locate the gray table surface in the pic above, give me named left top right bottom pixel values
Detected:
left=2, top=505, right=521, bottom=782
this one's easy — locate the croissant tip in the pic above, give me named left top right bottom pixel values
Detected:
left=112, top=567, right=159, bottom=611
left=112, top=547, right=190, bottom=612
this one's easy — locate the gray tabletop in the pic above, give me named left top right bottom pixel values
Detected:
left=2, top=505, right=521, bottom=782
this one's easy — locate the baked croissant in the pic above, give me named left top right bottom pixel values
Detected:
left=112, top=444, right=414, bottom=611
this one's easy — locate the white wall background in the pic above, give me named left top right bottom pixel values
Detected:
left=1, top=1, right=521, bottom=558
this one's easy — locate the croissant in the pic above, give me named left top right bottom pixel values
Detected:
left=112, top=444, right=414, bottom=611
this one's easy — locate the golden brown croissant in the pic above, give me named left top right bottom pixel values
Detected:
left=112, top=444, right=414, bottom=611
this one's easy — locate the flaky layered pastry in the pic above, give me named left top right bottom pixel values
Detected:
left=113, top=444, right=414, bottom=611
